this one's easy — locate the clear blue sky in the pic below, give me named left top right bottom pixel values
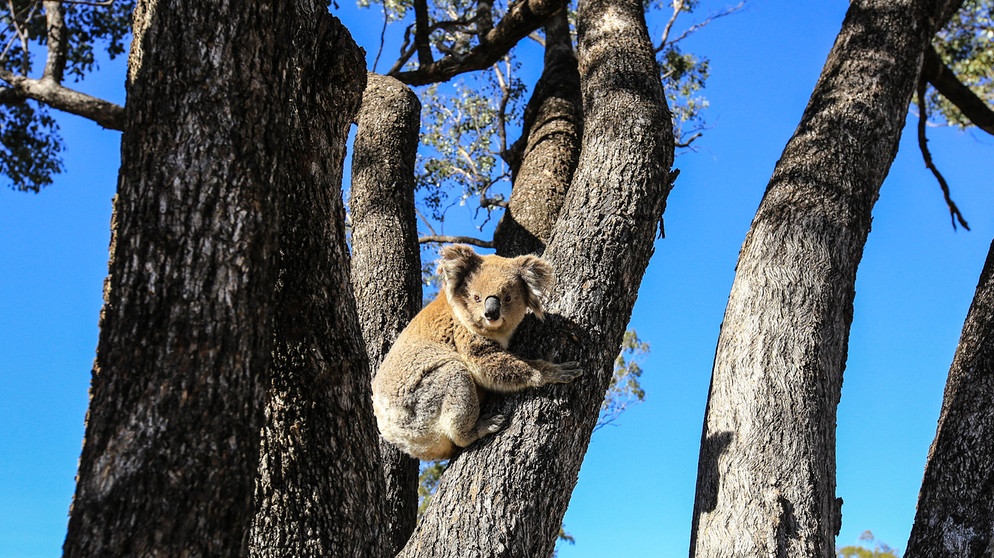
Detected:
left=2, top=1, right=992, bottom=556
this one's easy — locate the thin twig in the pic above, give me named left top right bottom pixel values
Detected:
left=917, top=78, right=969, bottom=231
left=372, top=0, right=388, bottom=73
left=414, top=205, right=438, bottom=236
left=657, top=0, right=745, bottom=52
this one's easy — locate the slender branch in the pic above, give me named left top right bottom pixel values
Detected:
left=418, top=234, right=495, bottom=248
left=413, top=0, right=434, bottom=66
left=42, top=1, right=67, bottom=82
left=917, top=78, right=969, bottom=230
left=923, top=45, right=994, bottom=137
left=657, top=0, right=684, bottom=51
left=656, top=0, right=745, bottom=52
left=410, top=206, right=438, bottom=238
left=372, top=0, right=388, bottom=73
left=675, top=131, right=702, bottom=148
left=391, top=0, right=565, bottom=86
left=0, top=68, right=125, bottom=129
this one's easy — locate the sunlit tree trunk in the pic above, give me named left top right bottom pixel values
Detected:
left=398, top=0, right=673, bottom=553
left=350, top=72, right=424, bottom=556
left=690, top=0, right=962, bottom=556
left=905, top=239, right=994, bottom=558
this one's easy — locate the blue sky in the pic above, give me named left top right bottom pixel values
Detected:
left=2, top=1, right=992, bottom=556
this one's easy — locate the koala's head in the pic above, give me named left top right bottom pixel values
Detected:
left=439, top=244, right=553, bottom=347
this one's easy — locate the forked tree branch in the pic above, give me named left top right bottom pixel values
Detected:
left=917, top=77, right=969, bottom=230
left=391, top=0, right=566, bottom=86
left=923, top=45, right=994, bottom=137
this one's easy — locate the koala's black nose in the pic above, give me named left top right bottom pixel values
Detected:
left=484, top=296, right=501, bottom=321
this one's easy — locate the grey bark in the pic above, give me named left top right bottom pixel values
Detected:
left=398, top=0, right=673, bottom=553
left=64, top=2, right=382, bottom=556
left=493, top=8, right=581, bottom=257
left=905, top=239, right=994, bottom=558
left=690, top=0, right=961, bottom=556
left=350, top=72, right=424, bottom=557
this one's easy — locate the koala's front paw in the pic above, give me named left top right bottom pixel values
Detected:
left=543, top=361, right=582, bottom=384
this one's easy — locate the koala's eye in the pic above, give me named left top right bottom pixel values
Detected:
left=472, top=293, right=481, bottom=303
left=503, top=293, right=512, bottom=303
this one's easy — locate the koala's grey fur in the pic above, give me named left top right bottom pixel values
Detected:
left=371, top=244, right=581, bottom=460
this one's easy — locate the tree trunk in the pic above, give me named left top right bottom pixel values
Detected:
left=905, top=239, right=994, bottom=558
left=63, top=2, right=283, bottom=554
left=398, top=0, right=673, bottom=553
left=248, top=7, right=384, bottom=558
left=64, top=2, right=382, bottom=556
left=493, top=8, right=581, bottom=257
left=350, top=73, right=424, bottom=557
left=690, top=1, right=960, bottom=556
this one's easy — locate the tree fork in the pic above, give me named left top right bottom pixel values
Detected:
left=398, top=0, right=674, bottom=552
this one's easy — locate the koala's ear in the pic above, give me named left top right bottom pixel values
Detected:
left=439, top=244, right=482, bottom=294
left=514, top=255, right=553, bottom=320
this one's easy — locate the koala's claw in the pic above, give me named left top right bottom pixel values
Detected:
left=547, top=361, right=582, bottom=384
left=478, top=413, right=506, bottom=434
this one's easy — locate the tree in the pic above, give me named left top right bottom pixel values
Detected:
left=690, top=0, right=965, bottom=556
left=2, top=0, right=671, bottom=553
left=61, top=1, right=383, bottom=556
left=6, top=0, right=992, bottom=556
left=903, top=240, right=994, bottom=557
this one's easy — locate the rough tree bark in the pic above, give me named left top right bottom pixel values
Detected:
left=690, top=1, right=962, bottom=556
left=493, top=8, right=582, bottom=257
left=63, top=1, right=281, bottom=554
left=64, top=2, right=382, bottom=556
left=398, top=0, right=673, bottom=553
left=248, top=6, right=384, bottom=558
left=905, top=240, right=994, bottom=558
left=349, top=73, right=424, bottom=557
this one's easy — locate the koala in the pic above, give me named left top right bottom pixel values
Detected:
left=371, top=244, right=581, bottom=461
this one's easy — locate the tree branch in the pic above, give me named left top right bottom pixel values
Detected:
left=42, top=1, right=67, bottom=82
left=917, top=77, right=969, bottom=230
left=657, top=0, right=745, bottom=52
left=0, top=69, right=125, bottom=130
left=923, top=45, right=994, bottom=137
left=391, top=0, right=566, bottom=86
left=413, top=0, right=434, bottom=66
left=418, top=234, right=495, bottom=248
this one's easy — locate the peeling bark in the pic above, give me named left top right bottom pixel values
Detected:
left=905, top=239, right=994, bottom=558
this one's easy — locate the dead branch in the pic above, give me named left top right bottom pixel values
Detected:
left=917, top=78, right=969, bottom=230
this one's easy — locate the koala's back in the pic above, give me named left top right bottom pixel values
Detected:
left=371, top=294, right=465, bottom=459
